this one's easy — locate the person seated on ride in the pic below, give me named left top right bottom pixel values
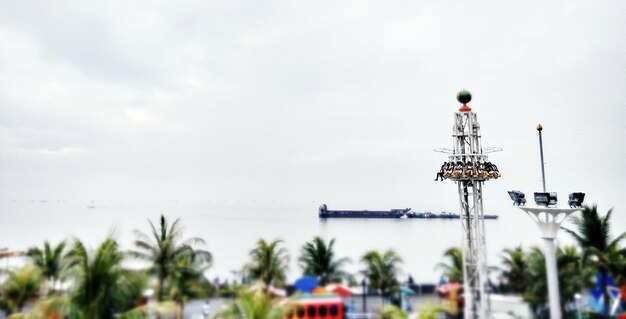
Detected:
left=445, top=162, right=454, bottom=177
left=462, top=161, right=473, bottom=178
left=451, top=161, right=463, bottom=177
left=485, top=162, right=493, bottom=176
left=490, top=162, right=501, bottom=178
left=485, top=162, right=498, bottom=178
left=479, top=160, right=489, bottom=178
left=435, top=162, right=447, bottom=181
left=471, top=160, right=479, bottom=177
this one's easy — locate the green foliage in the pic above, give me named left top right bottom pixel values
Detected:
left=216, top=290, right=286, bottom=319
left=562, top=204, right=625, bottom=317
left=416, top=304, right=444, bottom=319
left=557, top=246, right=593, bottom=306
left=2, top=265, right=42, bottom=312
left=298, top=236, right=351, bottom=285
left=67, top=237, right=123, bottom=318
left=379, top=304, right=408, bottom=319
left=130, top=214, right=212, bottom=302
left=436, top=247, right=463, bottom=283
left=55, top=237, right=147, bottom=319
left=26, top=241, right=67, bottom=295
left=613, top=248, right=626, bottom=285
left=168, top=250, right=214, bottom=304
left=245, top=239, right=289, bottom=287
left=120, top=301, right=181, bottom=319
left=521, top=245, right=591, bottom=315
left=361, top=249, right=403, bottom=300
left=500, top=246, right=528, bottom=294
left=0, top=298, right=7, bottom=312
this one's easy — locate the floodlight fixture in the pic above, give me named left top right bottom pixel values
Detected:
left=568, top=192, right=585, bottom=208
left=534, top=192, right=557, bottom=206
left=507, top=190, right=526, bottom=206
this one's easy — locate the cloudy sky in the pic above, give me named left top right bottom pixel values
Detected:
left=1, top=1, right=625, bottom=218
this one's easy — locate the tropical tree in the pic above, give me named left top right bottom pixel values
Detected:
left=245, top=239, right=289, bottom=288
left=216, top=289, right=287, bottom=319
left=500, top=246, right=527, bottom=294
left=523, top=245, right=592, bottom=318
left=562, top=204, right=626, bottom=318
left=436, top=247, right=463, bottom=283
left=169, top=250, right=214, bottom=313
left=361, top=249, right=403, bottom=304
left=130, top=214, right=212, bottom=301
left=61, top=237, right=147, bottom=319
left=26, top=241, right=67, bottom=295
left=557, top=246, right=593, bottom=307
left=613, top=248, right=626, bottom=297
left=298, top=236, right=351, bottom=285
left=2, top=265, right=42, bottom=313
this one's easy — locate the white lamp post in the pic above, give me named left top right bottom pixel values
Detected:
left=508, top=125, right=584, bottom=319
left=517, top=206, right=580, bottom=319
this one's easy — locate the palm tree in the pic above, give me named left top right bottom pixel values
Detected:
left=361, top=249, right=403, bottom=304
left=245, top=239, right=289, bottom=289
left=562, top=204, right=626, bottom=318
left=557, top=246, right=593, bottom=308
left=26, top=240, right=67, bottom=295
left=1, top=239, right=146, bottom=319
left=130, top=214, right=212, bottom=301
left=500, top=246, right=527, bottom=294
left=523, top=246, right=549, bottom=315
left=436, top=247, right=463, bottom=283
left=523, top=245, right=592, bottom=318
left=65, top=237, right=146, bottom=319
left=216, top=289, right=287, bottom=319
left=169, top=250, right=214, bottom=314
left=298, top=236, right=351, bottom=285
left=2, top=265, right=42, bottom=313
left=613, top=248, right=626, bottom=301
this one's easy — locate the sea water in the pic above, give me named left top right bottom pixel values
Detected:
left=0, top=199, right=623, bottom=284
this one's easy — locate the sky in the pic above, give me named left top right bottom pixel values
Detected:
left=1, top=1, right=625, bottom=222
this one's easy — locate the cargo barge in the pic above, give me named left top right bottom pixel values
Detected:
left=318, top=204, right=410, bottom=218
left=318, top=204, right=498, bottom=220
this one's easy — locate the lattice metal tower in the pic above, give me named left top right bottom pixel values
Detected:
left=434, top=91, right=501, bottom=319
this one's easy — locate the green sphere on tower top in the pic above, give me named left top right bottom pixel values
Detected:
left=457, top=90, right=472, bottom=104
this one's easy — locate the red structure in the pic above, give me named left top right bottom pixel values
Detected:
left=286, top=295, right=345, bottom=319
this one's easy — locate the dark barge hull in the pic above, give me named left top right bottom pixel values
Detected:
left=318, top=204, right=410, bottom=218
left=318, top=205, right=498, bottom=219
left=407, top=213, right=498, bottom=220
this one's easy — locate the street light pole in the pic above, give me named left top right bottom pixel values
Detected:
left=543, top=236, right=560, bottom=319
left=361, top=279, right=367, bottom=313
left=507, top=125, right=584, bottom=319
left=517, top=207, right=579, bottom=319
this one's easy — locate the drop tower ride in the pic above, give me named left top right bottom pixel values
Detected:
left=434, top=91, right=501, bottom=319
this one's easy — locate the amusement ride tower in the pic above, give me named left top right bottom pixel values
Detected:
left=434, top=91, right=501, bottom=319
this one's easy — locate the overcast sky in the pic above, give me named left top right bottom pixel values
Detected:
left=1, top=1, right=625, bottom=219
